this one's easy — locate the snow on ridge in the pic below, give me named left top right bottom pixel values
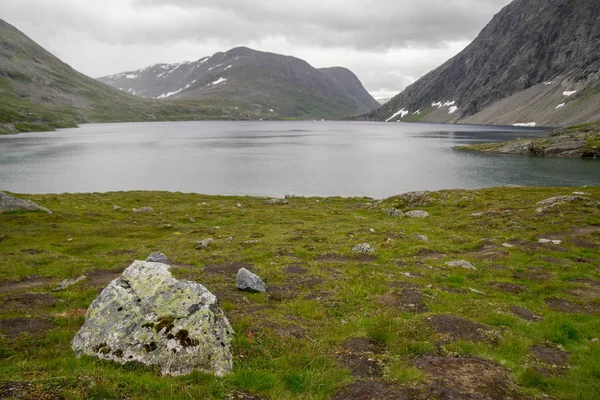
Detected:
left=555, top=103, right=565, bottom=109
left=431, top=101, right=443, bottom=108
left=413, top=110, right=421, bottom=115
left=513, top=122, right=537, bottom=127
left=211, top=77, right=227, bottom=85
left=563, top=90, right=577, bottom=96
left=542, top=81, right=553, bottom=85
left=224, top=65, right=233, bottom=71
left=386, top=108, right=408, bottom=122
left=208, top=63, right=224, bottom=71
left=125, top=73, right=139, bottom=79
left=448, top=106, right=458, bottom=114
left=443, top=101, right=456, bottom=107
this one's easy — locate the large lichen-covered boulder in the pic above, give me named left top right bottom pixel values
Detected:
left=0, top=192, right=52, bottom=214
left=72, top=260, right=233, bottom=376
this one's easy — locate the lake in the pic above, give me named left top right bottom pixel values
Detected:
left=0, top=121, right=598, bottom=198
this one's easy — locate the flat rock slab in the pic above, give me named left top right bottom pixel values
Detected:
left=530, top=345, right=569, bottom=366
left=72, top=260, right=233, bottom=376
left=0, top=318, right=56, bottom=337
left=0, top=192, right=52, bottom=214
left=428, top=314, right=491, bottom=342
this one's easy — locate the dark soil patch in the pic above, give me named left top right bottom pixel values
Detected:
left=513, top=267, right=554, bottom=282
left=20, top=248, right=46, bottom=255
left=567, top=278, right=600, bottom=287
left=0, top=293, right=58, bottom=312
left=530, top=345, right=569, bottom=366
left=565, top=285, right=600, bottom=301
left=0, top=318, right=55, bottom=337
left=510, top=306, right=543, bottom=322
left=303, top=291, right=331, bottom=301
left=545, top=297, right=595, bottom=314
left=0, top=276, right=53, bottom=294
left=539, top=256, right=567, bottom=265
left=441, top=287, right=468, bottom=294
left=316, top=254, right=376, bottom=263
left=229, top=393, right=262, bottom=400
left=413, top=249, right=446, bottom=260
left=570, top=238, right=598, bottom=249
left=489, top=282, right=527, bottom=294
left=203, top=262, right=253, bottom=276
left=468, top=241, right=509, bottom=260
left=105, top=249, right=136, bottom=256
left=389, top=281, right=422, bottom=290
left=415, top=355, right=522, bottom=400
left=377, top=289, right=428, bottom=313
left=331, top=380, right=426, bottom=400
left=268, top=284, right=299, bottom=302
left=263, top=323, right=306, bottom=339
left=338, top=338, right=384, bottom=378
left=83, top=269, right=123, bottom=288
left=285, top=264, right=308, bottom=275
left=428, top=314, right=491, bottom=342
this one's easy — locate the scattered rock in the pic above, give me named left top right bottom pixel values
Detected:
left=502, top=242, right=514, bottom=248
left=386, top=208, right=404, bottom=217
left=236, top=268, right=266, bottom=293
left=395, top=190, right=435, bottom=207
left=573, top=191, right=591, bottom=196
left=189, top=217, right=196, bottom=223
left=225, top=237, right=233, bottom=243
left=510, top=306, right=543, bottom=321
left=52, top=276, right=87, bottom=292
left=242, top=240, right=259, bottom=245
left=356, top=203, right=372, bottom=209
left=265, top=198, right=288, bottom=205
left=0, top=318, right=56, bottom=337
left=284, top=194, right=296, bottom=199
left=72, top=260, right=233, bottom=376
left=415, top=234, right=429, bottom=241
left=352, top=243, right=375, bottom=254
left=469, top=287, right=486, bottom=295
left=146, top=252, right=168, bottom=263
left=445, top=260, right=476, bottom=270
left=113, top=205, right=123, bottom=211
left=405, top=210, right=430, bottom=218
left=0, top=192, right=52, bottom=214
left=539, top=238, right=562, bottom=245
left=132, top=206, right=154, bottom=213
left=236, top=203, right=243, bottom=208
left=429, top=314, right=491, bottom=342
left=591, top=338, right=599, bottom=343
left=535, top=195, right=597, bottom=213
left=197, top=238, right=214, bottom=249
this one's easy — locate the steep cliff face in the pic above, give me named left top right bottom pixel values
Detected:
left=358, top=0, right=600, bottom=127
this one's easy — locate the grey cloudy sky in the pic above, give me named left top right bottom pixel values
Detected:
left=3, top=0, right=512, bottom=99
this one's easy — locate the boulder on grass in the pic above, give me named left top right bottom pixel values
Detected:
left=0, top=192, right=52, bottom=214
left=236, top=268, right=267, bottom=293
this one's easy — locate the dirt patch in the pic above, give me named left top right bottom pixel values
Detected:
left=285, top=264, right=308, bottom=275
left=228, top=392, right=262, bottom=400
left=530, top=345, right=569, bottom=366
left=468, top=241, right=509, bottom=260
left=20, top=248, right=46, bottom=255
left=565, top=285, right=600, bottom=301
left=415, top=355, right=522, bottom=400
left=0, top=293, right=58, bottom=312
left=0, top=318, right=56, bottom=337
left=268, top=284, right=299, bottom=302
left=539, top=256, right=567, bottom=265
left=413, top=249, right=446, bottom=260
left=316, top=254, right=376, bottom=263
left=338, top=338, right=384, bottom=378
left=510, top=306, right=543, bottom=322
left=263, top=322, right=306, bottom=339
left=83, top=269, right=123, bottom=288
left=331, top=380, right=426, bottom=400
left=203, top=262, right=253, bottom=276
left=545, top=297, right=596, bottom=314
left=105, top=249, right=136, bottom=256
left=568, top=278, right=600, bottom=287
left=0, top=276, right=53, bottom=294
left=570, top=238, right=598, bottom=249
left=513, top=267, right=554, bottom=282
left=489, top=282, right=527, bottom=294
left=428, top=314, right=491, bottom=342
left=376, top=289, right=428, bottom=313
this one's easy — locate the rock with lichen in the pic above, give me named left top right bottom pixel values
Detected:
left=0, top=192, right=52, bottom=214
left=72, top=260, right=233, bottom=376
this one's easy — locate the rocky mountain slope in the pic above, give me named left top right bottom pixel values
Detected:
left=357, top=0, right=600, bottom=127
left=98, top=47, right=378, bottom=118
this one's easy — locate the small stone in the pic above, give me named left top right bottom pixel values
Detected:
left=197, top=238, right=214, bottom=249
left=162, top=224, right=173, bottom=229
left=236, top=268, right=267, bottom=293
left=113, top=205, right=123, bottom=211
left=502, top=243, right=514, bottom=248
left=53, top=276, right=86, bottom=291
left=591, top=338, right=599, bottom=343
left=243, top=240, right=259, bottom=245
left=146, top=252, right=168, bottom=263
left=285, top=194, right=296, bottom=199
left=67, top=238, right=73, bottom=242
left=539, top=238, right=562, bottom=245
left=470, top=212, right=485, bottom=217
left=469, top=288, right=486, bottom=295
left=573, top=191, right=591, bottom=196
left=0, top=192, right=53, bottom=214
left=387, top=208, right=404, bottom=217
left=225, top=237, right=233, bottom=243
left=369, top=228, right=375, bottom=233
left=415, top=234, right=429, bottom=241
left=189, top=218, right=196, bottom=223
left=405, top=210, right=430, bottom=218
left=356, top=203, right=372, bottom=209
left=133, top=207, right=154, bottom=213
left=236, top=203, right=243, bottom=208
left=445, top=260, right=476, bottom=270
left=266, top=199, right=281, bottom=205
left=352, top=243, right=375, bottom=254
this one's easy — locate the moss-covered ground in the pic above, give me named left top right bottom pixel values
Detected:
left=0, top=187, right=599, bottom=399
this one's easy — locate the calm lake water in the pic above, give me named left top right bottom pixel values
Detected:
left=0, top=121, right=598, bottom=197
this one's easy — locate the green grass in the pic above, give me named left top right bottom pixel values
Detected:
left=0, top=187, right=599, bottom=399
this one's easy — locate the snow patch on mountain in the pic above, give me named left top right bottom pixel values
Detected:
left=211, top=77, right=227, bottom=86
left=556, top=103, right=565, bottom=109
left=448, top=106, right=458, bottom=114
left=563, top=90, right=577, bottom=96
left=386, top=108, right=408, bottom=122
left=513, top=122, right=537, bottom=127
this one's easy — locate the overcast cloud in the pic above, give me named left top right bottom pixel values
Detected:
left=3, top=0, right=512, bottom=99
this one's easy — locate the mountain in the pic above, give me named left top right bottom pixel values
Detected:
left=358, top=0, right=600, bottom=127
left=98, top=47, right=378, bottom=118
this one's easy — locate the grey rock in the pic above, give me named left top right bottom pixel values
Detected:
left=415, top=234, right=429, bottom=241
left=236, top=268, right=266, bottom=293
left=72, top=260, right=233, bottom=376
left=352, top=243, right=375, bottom=254
left=265, top=198, right=288, bottom=205
left=445, top=260, right=476, bottom=270
left=405, top=210, right=430, bottom=218
left=242, top=240, right=259, bottom=245
left=387, top=208, right=404, bottom=217
left=356, top=203, right=372, bottom=209
left=189, top=217, right=196, bottom=223
left=0, top=192, right=52, bottom=214
left=133, top=207, right=154, bottom=213
left=113, top=205, right=123, bottom=211
left=535, top=195, right=596, bottom=213
left=146, top=252, right=168, bottom=263
left=284, top=194, right=296, bottom=199
left=573, top=191, right=591, bottom=196
left=225, top=237, right=233, bottom=243
left=197, top=238, right=214, bottom=249
left=236, top=203, right=243, bottom=208
left=53, top=276, right=86, bottom=292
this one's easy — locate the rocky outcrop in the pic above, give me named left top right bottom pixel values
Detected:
left=405, top=210, right=430, bottom=219
left=72, top=260, right=233, bottom=376
left=0, top=192, right=52, bottom=214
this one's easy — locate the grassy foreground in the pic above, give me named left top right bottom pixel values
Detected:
left=0, top=187, right=599, bottom=399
